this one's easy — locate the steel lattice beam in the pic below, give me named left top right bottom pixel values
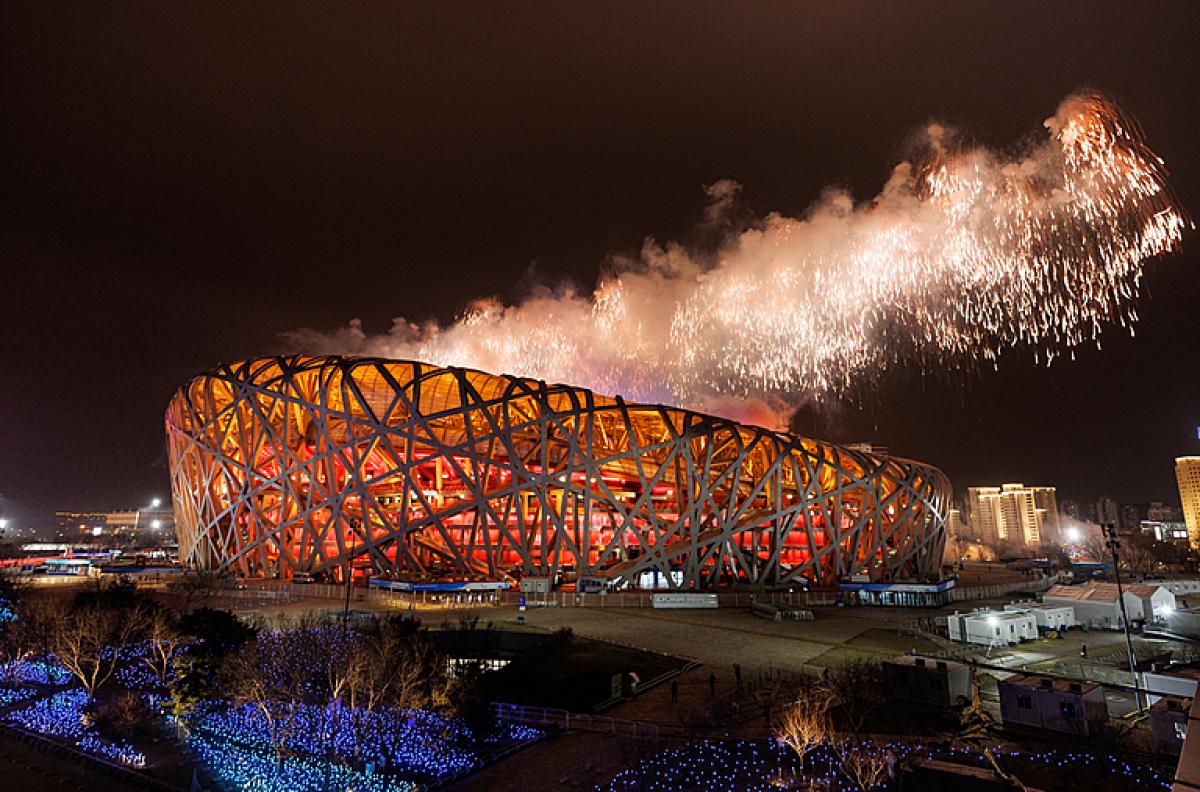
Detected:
left=166, top=356, right=950, bottom=588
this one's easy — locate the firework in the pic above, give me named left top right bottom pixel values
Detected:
left=286, top=92, right=1187, bottom=416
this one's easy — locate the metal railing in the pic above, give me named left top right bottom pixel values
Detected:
left=492, top=702, right=663, bottom=741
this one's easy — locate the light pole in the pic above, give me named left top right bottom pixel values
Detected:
left=1103, top=522, right=1143, bottom=713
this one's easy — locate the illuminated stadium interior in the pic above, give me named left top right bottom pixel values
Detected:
left=166, top=356, right=949, bottom=589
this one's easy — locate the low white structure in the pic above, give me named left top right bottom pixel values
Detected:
left=1153, top=579, right=1200, bottom=609
left=651, top=592, right=718, bottom=609
left=1004, top=602, right=1076, bottom=630
left=948, top=609, right=1038, bottom=646
left=1042, top=582, right=1175, bottom=628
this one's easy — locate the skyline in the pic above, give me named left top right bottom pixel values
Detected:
left=2, top=3, right=1199, bottom=523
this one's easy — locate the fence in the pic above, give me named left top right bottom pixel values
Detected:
left=227, top=576, right=1060, bottom=610
left=947, top=573, right=1061, bottom=603
left=492, top=702, right=664, bottom=741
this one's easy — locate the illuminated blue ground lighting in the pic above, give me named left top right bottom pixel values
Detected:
left=0, top=685, right=35, bottom=708
left=187, top=701, right=543, bottom=791
left=0, top=657, right=72, bottom=686
left=602, top=739, right=1172, bottom=791
left=4, top=688, right=146, bottom=767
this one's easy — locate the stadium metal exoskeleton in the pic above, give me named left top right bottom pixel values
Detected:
left=167, top=356, right=948, bottom=589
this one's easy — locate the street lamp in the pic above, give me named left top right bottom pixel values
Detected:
left=150, top=498, right=162, bottom=509
left=1103, top=522, right=1143, bottom=712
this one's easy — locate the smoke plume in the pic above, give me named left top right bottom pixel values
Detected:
left=283, top=92, right=1186, bottom=428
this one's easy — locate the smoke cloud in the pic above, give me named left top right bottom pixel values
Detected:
left=283, top=92, right=1185, bottom=428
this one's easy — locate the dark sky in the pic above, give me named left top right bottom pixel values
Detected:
left=2, top=2, right=1198, bottom=525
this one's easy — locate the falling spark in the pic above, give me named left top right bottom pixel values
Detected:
left=285, top=92, right=1187, bottom=419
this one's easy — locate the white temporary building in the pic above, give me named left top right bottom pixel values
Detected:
left=1003, top=603, right=1076, bottom=630
left=1042, top=582, right=1175, bottom=628
left=948, top=609, right=1038, bottom=646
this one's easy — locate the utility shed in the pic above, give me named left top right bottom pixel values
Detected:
left=1150, top=695, right=1190, bottom=756
left=884, top=655, right=972, bottom=708
left=998, top=674, right=1108, bottom=736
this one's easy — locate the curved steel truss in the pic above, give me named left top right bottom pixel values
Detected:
left=167, top=356, right=949, bottom=588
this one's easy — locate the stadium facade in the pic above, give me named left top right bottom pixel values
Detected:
left=166, top=356, right=949, bottom=589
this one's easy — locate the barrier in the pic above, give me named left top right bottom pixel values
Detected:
left=492, top=702, right=663, bottom=741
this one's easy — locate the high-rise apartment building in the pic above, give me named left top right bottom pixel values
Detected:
left=1177, top=457, right=1200, bottom=551
left=967, top=487, right=1002, bottom=545
left=967, top=483, right=1058, bottom=550
left=1030, top=487, right=1060, bottom=543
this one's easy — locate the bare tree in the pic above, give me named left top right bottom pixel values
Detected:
left=140, top=608, right=187, bottom=686
left=1119, top=533, right=1157, bottom=577
left=834, top=740, right=896, bottom=791
left=821, top=658, right=886, bottom=735
left=48, top=603, right=149, bottom=705
left=0, top=599, right=51, bottom=682
left=776, top=683, right=833, bottom=768
left=222, top=629, right=320, bottom=766
left=171, top=570, right=226, bottom=612
left=948, top=673, right=1027, bottom=791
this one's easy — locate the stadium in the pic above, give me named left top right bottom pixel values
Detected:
left=166, top=356, right=949, bottom=590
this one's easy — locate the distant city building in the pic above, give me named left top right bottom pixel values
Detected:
left=1177, top=457, right=1200, bottom=551
left=55, top=505, right=175, bottom=545
left=1031, top=487, right=1060, bottom=543
left=1120, top=502, right=1151, bottom=534
left=1141, top=519, right=1189, bottom=543
left=1092, top=495, right=1120, bottom=529
left=55, top=511, right=108, bottom=536
left=1149, top=502, right=1185, bottom=522
left=1059, top=498, right=1084, bottom=522
left=967, top=484, right=1058, bottom=549
left=941, top=508, right=968, bottom=563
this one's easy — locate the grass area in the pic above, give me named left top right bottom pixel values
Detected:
left=806, top=627, right=944, bottom=668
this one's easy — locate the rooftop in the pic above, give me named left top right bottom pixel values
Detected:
left=1001, top=673, right=1100, bottom=695
left=888, top=655, right=967, bottom=672
left=1043, top=581, right=1163, bottom=603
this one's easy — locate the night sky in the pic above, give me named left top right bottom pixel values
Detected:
left=2, top=2, right=1198, bottom=526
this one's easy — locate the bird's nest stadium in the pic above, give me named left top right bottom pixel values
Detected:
left=166, top=356, right=949, bottom=590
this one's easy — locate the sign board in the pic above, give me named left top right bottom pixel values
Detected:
left=651, top=592, right=719, bottom=609
left=520, top=576, right=551, bottom=594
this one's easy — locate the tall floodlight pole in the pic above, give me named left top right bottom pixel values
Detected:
left=1103, top=522, right=1143, bottom=712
